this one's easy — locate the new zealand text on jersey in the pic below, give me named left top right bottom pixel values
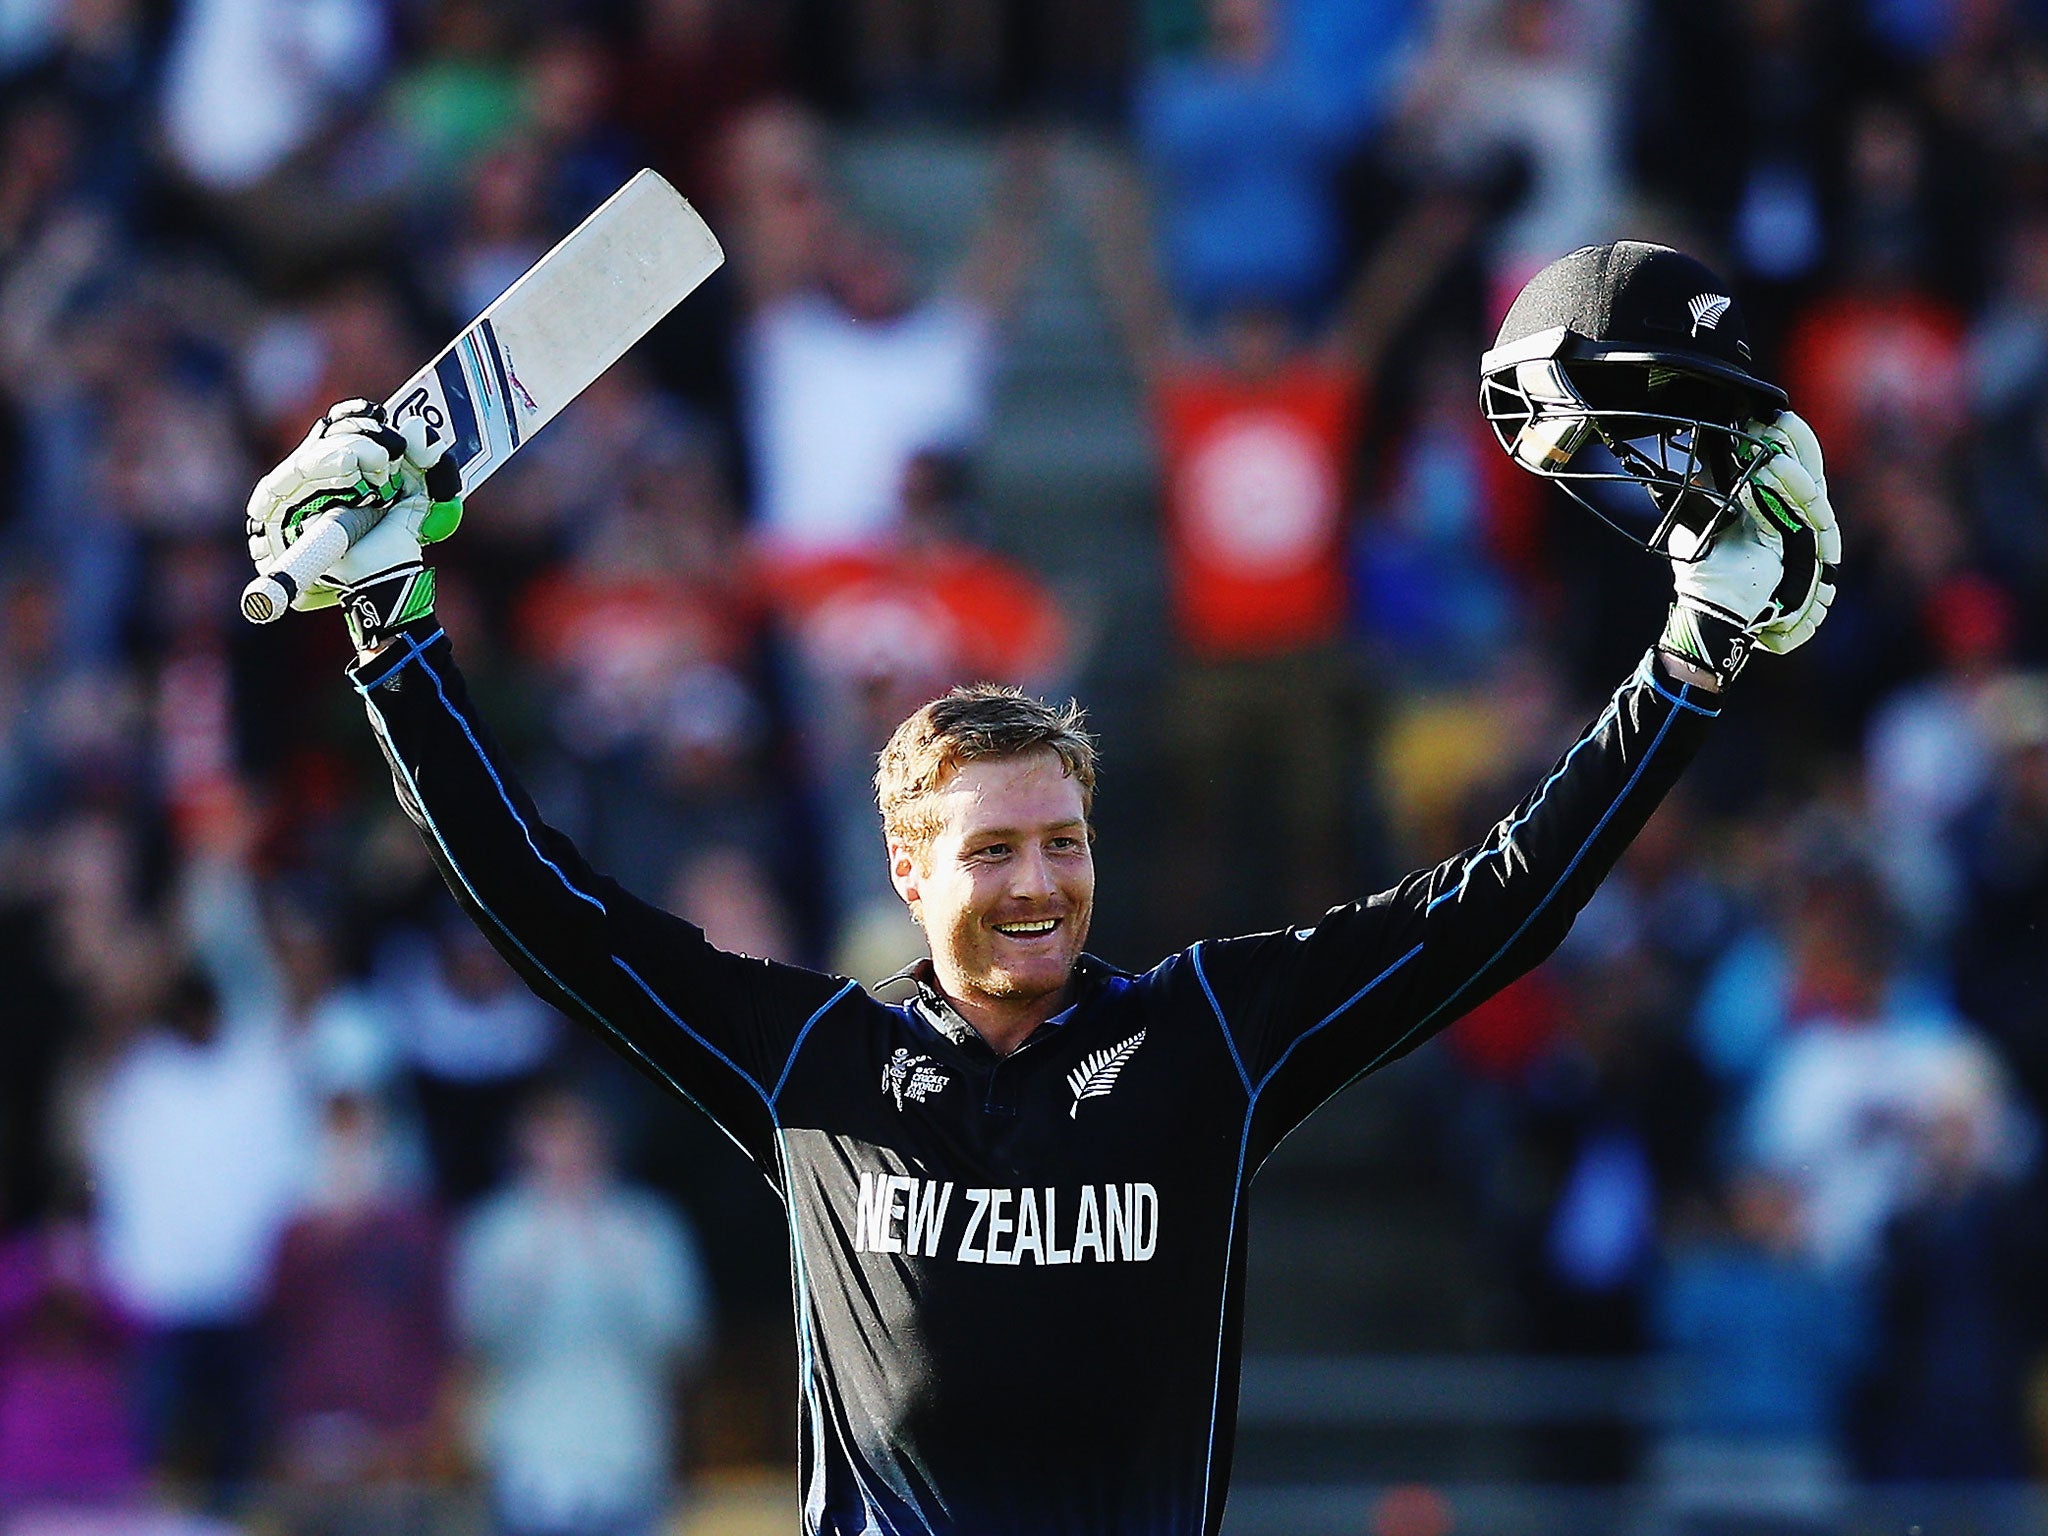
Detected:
left=853, top=1172, right=1161, bottom=1265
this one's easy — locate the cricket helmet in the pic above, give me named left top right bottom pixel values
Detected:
left=1480, top=241, right=1788, bottom=560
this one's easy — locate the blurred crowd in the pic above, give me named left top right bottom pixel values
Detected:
left=4, top=0, right=2048, bottom=1531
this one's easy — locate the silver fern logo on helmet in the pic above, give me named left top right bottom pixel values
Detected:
left=1688, top=293, right=1733, bottom=335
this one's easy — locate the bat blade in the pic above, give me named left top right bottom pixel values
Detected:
left=385, top=168, right=723, bottom=496
left=241, top=169, right=723, bottom=624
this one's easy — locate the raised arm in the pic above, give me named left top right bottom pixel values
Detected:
left=1314, top=186, right=1478, bottom=377
left=352, top=624, right=855, bottom=1172
left=947, top=128, right=1055, bottom=324
left=1071, top=143, right=1185, bottom=387
left=247, top=404, right=858, bottom=1178
left=1193, top=649, right=1718, bottom=1165
left=1191, top=396, right=1838, bottom=1167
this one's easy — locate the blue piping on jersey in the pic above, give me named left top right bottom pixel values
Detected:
left=611, top=959, right=775, bottom=1109
left=1190, top=944, right=1252, bottom=1097
left=1190, top=669, right=1693, bottom=1517
left=417, top=653, right=607, bottom=913
left=775, top=1131, right=839, bottom=1534
left=379, top=665, right=902, bottom=1529
left=351, top=627, right=445, bottom=694
left=1428, top=689, right=1626, bottom=915
left=411, top=649, right=795, bottom=1109
left=1359, top=689, right=1684, bottom=1078
left=1648, top=673, right=1719, bottom=717
left=360, top=702, right=769, bottom=1180
left=1254, top=942, right=1425, bottom=1100
left=1198, top=1106, right=1255, bottom=1535
left=776, top=1131, right=935, bottom=1536
left=1193, top=935, right=1421, bottom=1525
left=774, top=980, right=860, bottom=1108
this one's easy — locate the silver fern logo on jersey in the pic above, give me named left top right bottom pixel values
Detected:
left=1687, top=293, right=1732, bottom=335
left=1067, top=1030, right=1146, bottom=1118
left=882, top=1048, right=949, bottom=1110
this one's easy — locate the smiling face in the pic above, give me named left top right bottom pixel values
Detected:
left=890, top=747, right=1095, bottom=1049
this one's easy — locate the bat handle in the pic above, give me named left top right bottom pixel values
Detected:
left=239, top=503, right=386, bottom=624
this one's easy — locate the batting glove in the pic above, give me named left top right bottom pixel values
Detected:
left=246, top=399, right=464, bottom=651
left=1657, top=409, right=1839, bottom=688
left=1739, top=410, right=1838, bottom=654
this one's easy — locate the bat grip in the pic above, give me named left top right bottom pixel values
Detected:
left=239, top=503, right=386, bottom=624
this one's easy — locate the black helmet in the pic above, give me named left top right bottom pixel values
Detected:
left=1480, top=241, right=1787, bottom=559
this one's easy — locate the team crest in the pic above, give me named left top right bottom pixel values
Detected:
left=1067, top=1030, right=1146, bottom=1119
left=882, top=1048, right=949, bottom=1110
left=1687, top=293, right=1732, bottom=335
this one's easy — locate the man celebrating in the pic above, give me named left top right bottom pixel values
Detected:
left=247, top=243, right=1836, bottom=1535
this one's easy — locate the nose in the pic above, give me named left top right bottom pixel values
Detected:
left=1008, top=843, right=1059, bottom=903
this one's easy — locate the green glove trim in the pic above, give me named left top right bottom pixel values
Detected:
left=393, top=567, right=437, bottom=625
left=419, top=497, right=464, bottom=544
left=284, top=476, right=398, bottom=538
left=341, top=566, right=435, bottom=652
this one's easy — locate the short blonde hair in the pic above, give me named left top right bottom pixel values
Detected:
left=875, top=684, right=1098, bottom=856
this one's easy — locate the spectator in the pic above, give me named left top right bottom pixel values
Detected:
left=454, top=1090, right=711, bottom=1536
left=0, top=1199, right=143, bottom=1510
left=179, top=826, right=404, bottom=1102
left=1692, top=826, right=1943, bottom=1094
left=384, top=0, right=524, bottom=193
left=1779, top=103, right=1969, bottom=475
left=82, top=963, right=311, bottom=1502
left=267, top=1092, right=450, bottom=1503
left=1088, top=158, right=1474, bottom=935
left=1132, top=0, right=1365, bottom=325
left=514, top=414, right=777, bottom=901
left=1653, top=1172, right=1866, bottom=1534
left=1952, top=674, right=2048, bottom=1115
left=1861, top=572, right=2019, bottom=940
left=617, top=0, right=789, bottom=200
left=157, top=0, right=384, bottom=195
left=765, top=446, right=1068, bottom=969
left=1967, top=211, right=2048, bottom=589
left=1352, top=339, right=1522, bottom=685
left=1634, top=0, right=1850, bottom=340
left=1744, top=916, right=2019, bottom=1274
left=734, top=107, right=1048, bottom=555
left=1396, top=0, right=1630, bottom=302
left=1855, top=1047, right=2042, bottom=1480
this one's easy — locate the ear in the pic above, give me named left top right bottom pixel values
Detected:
left=888, top=841, right=923, bottom=911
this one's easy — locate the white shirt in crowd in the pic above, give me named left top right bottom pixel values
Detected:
left=375, top=929, right=560, bottom=1085
left=743, top=293, right=994, bottom=554
left=85, top=1014, right=311, bottom=1326
left=1748, top=1017, right=2027, bottom=1272
left=455, top=1186, right=710, bottom=1532
left=159, top=0, right=384, bottom=191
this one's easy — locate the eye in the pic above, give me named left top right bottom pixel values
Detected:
left=1048, top=835, right=1084, bottom=853
left=969, top=842, right=1009, bottom=862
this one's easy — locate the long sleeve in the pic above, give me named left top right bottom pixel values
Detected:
left=350, top=624, right=860, bottom=1178
left=1186, top=650, right=1719, bottom=1167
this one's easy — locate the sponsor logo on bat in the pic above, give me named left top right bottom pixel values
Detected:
left=395, top=385, right=446, bottom=445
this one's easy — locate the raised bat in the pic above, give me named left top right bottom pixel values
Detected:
left=241, top=168, right=724, bottom=623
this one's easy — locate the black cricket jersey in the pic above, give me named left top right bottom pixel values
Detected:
left=350, top=623, right=1719, bottom=1536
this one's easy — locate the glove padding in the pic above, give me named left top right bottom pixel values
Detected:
left=246, top=399, right=463, bottom=649
left=1737, top=410, right=1839, bottom=654
left=1659, top=409, right=1839, bottom=687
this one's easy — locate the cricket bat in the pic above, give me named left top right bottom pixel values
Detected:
left=241, top=169, right=724, bottom=624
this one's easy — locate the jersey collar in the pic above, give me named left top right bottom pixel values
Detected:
left=882, top=955, right=1124, bottom=1057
